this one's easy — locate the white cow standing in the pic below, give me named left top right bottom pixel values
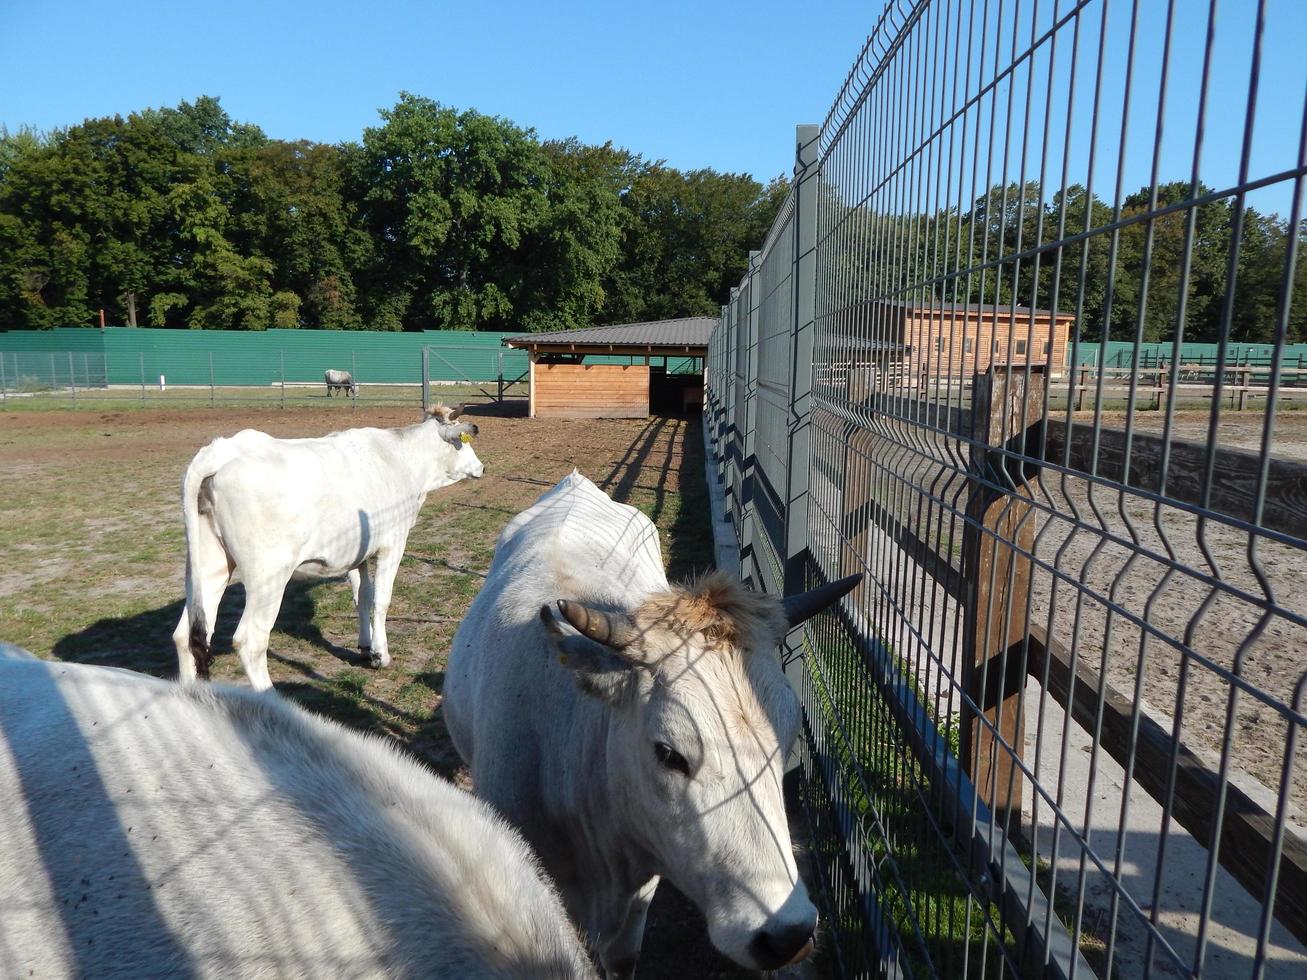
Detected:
left=0, top=646, right=596, bottom=979
left=444, top=472, right=858, bottom=978
left=172, top=405, right=483, bottom=691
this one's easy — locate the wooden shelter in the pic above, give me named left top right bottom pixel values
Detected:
left=885, top=301, right=1074, bottom=380
left=504, top=318, right=713, bottom=418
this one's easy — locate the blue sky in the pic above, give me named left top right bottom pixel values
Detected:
left=0, top=0, right=875, bottom=184
left=0, top=0, right=1303, bottom=216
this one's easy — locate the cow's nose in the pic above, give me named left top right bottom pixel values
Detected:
left=747, top=922, right=815, bottom=970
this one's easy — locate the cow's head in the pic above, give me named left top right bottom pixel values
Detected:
left=540, top=571, right=860, bottom=971
left=425, top=404, right=484, bottom=481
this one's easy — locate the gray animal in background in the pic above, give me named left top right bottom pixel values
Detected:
left=172, top=405, right=484, bottom=690
left=325, top=368, right=358, bottom=397
left=0, top=646, right=596, bottom=979
left=445, top=471, right=860, bottom=979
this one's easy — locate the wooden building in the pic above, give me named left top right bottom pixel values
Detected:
left=503, top=318, right=713, bottom=419
left=837, top=301, right=1074, bottom=382
left=899, top=301, right=1073, bottom=379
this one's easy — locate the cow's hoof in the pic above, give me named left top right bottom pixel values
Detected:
left=368, top=649, right=391, bottom=669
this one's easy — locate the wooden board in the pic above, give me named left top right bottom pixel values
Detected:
left=532, top=363, right=649, bottom=419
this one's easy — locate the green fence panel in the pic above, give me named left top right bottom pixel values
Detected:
left=1074, top=341, right=1307, bottom=370
left=0, top=327, right=527, bottom=384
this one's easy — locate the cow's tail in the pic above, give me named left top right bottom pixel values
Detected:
left=180, top=442, right=234, bottom=680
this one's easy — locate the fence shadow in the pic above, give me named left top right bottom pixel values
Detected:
left=453, top=399, right=528, bottom=419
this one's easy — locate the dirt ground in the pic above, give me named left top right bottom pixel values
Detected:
left=0, top=402, right=766, bottom=979
left=1022, top=411, right=1307, bottom=818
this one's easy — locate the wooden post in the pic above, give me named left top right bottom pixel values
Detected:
left=1238, top=365, right=1251, bottom=412
left=961, top=365, right=1045, bottom=842
left=527, top=351, right=537, bottom=418
left=1075, top=364, right=1090, bottom=411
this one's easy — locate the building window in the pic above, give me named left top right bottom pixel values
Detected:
left=935, top=337, right=945, bottom=352
left=993, top=340, right=1000, bottom=353
left=1015, top=339, right=1027, bottom=355
left=1043, top=341, right=1051, bottom=354
left=963, top=338, right=973, bottom=353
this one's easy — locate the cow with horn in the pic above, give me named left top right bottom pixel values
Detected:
left=445, top=470, right=859, bottom=978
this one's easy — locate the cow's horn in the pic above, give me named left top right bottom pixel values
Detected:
left=782, top=574, right=862, bottom=627
left=556, top=600, right=636, bottom=648
left=448, top=404, right=464, bottom=421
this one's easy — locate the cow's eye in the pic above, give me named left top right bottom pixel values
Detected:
left=654, top=741, right=691, bottom=777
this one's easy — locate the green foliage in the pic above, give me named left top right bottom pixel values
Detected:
left=148, top=293, right=188, bottom=327
left=271, top=290, right=301, bottom=329
left=25, top=93, right=1299, bottom=344
left=829, top=177, right=1303, bottom=345
left=0, top=94, right=786, bottom=332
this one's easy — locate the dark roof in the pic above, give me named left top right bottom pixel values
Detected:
left=880, top=300, right=1071, bottom=317
left=503, top=317, right=716, bottom=350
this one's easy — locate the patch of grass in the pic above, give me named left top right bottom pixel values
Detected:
left=332, top=668, right=370, bottom=701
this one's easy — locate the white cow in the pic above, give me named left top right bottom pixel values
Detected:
left=172, top=405, right=484, bottom=691
left=444, top=472, right=859, bottom=978
left=324, top=368, right=358, bottom=397
left=0, top=646, right=595, bottom=979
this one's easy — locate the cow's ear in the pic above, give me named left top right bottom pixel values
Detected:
left=539, top=604, right=638, bottom=705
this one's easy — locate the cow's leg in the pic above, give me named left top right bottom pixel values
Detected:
left=350, top=564, right=375, bottom=657
left=599, top=877, right=659, bottom=980
left=231, top=572, right=289, bottom=692
left=172, top=534, right=231, bottom=683
left=366, top=551, right=401, bottom=669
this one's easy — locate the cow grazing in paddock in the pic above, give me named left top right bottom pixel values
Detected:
left=0, top=646, right=596, bottom=979
left=324, top=368, right=358, bottom=397
left=172, top=404, right=483, bottom=691
left=444, top=471, right=859, bottom=978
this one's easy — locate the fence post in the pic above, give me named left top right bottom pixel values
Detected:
left=961, top=365, right=1044, bottom=842
left=781, top=123, right=822, bottom=676
left=1, top=351, right=7, bottom=407
left=209, top=352, right=215, bottom=407
left=280, top=352, right=286, bottom=409
left=738, top=251, right=763, bottom=585
left=139, top=352, right=146, bottom=403
left=421, top=348, right=430, bottom=414
left=497, top=351, right=505, bottom=404
left=68, top=352, right=76, bottom=407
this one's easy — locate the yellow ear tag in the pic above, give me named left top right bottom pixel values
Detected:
left=460, top=432, right=472, bottom=444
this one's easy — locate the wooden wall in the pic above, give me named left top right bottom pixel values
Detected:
left=900, top=309, right=1074, bottom=379
left=531, top=363, right=650, bottom=418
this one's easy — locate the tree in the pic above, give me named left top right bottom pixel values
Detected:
left=353, top=94, right=553, bottom=331
left=604, top=165, right=788, bottom=322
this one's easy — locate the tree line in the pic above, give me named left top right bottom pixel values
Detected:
left=823, top=179, right=1305, bottom=345
left=4, top=94, right=1300, bottom=342
left=0, top=95, right=787, bottom=332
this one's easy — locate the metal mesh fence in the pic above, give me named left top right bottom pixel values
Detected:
left=0, top=344, right=527, bottom=411
left=706, top=1, right=1306, bottom=977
